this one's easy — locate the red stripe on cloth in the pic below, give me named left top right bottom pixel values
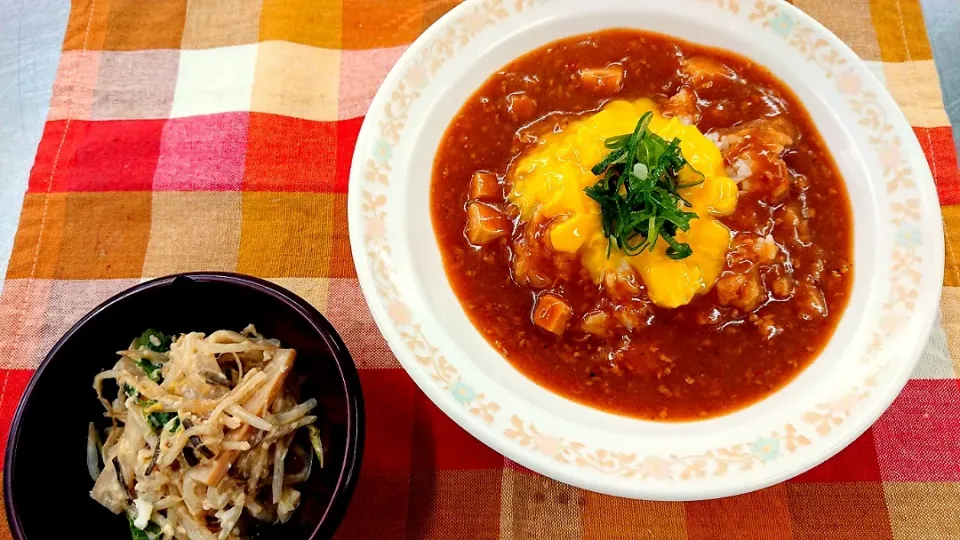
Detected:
left=337, top=116, right=364, bottom=190
left=873, top=378, right=960, bottom=481
left=335, top=472, right=411, bottom=539
left=243, top=113, right=346, bottom=193
left=411, top=387, right=503, bottom=472
left=25, top=120, right=68, bottom=193
left=791, top=428, right=882, bottom=482
left=27, top=119, right=166, bottom=193
left=359, top=369, right=417, bottom=474
left=914, top=126, right=960, bottom=205
left=0, top=370, right=38, bottom=458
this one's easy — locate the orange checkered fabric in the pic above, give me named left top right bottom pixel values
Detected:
left=0, top=0, right=957, bottom=538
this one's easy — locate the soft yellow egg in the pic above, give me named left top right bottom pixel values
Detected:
left=509, top=100, right=737, bottom=308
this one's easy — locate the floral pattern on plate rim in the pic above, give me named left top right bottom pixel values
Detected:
left=357, top=0, right=925, bottom=481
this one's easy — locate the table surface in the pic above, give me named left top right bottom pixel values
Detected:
left=921, top=0, right=960, bottom=142
left=0, top=1, right=958, bottom=539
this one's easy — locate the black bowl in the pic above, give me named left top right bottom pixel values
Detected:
left=4, top=273, right=364, bottom=539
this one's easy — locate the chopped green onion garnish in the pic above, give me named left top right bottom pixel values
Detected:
left=135, top=329, right=171, bottom=353
left=584, top=112, right=703, bottom=260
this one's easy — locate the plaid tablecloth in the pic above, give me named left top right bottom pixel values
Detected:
left=0, top=0, right=958, bottom=538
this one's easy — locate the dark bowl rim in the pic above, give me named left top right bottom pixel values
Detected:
left=3, top=272, right=365, bottom=540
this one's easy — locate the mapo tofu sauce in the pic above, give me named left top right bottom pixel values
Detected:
left=430, top=29, right=853, bottom=421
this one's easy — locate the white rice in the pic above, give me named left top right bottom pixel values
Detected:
left=707, top=132, right=741, bottom=154
left=727, top=158, right=753, bottom=184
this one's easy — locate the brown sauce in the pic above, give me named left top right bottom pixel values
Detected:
left=430, top=29, right=853, bottom=421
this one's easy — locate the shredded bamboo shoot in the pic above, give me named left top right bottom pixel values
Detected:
left=88, top=327, right=321, bottom=539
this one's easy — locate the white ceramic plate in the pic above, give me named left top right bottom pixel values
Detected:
left=348, top=0, right=943, bottom=500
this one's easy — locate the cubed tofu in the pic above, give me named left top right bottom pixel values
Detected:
left=680, top=56, right=735, bottom=88
left=577, top=65, right=625, bottom=94
left=532, top=293, right=573, bottom=335
left=796, top=283, right=828, bottom=320
left=507, top=92, right=538, bottom=122
left=664, top=87, right=700, bottom=124
left=469, top=171, right=502, bottom=201
left=581, top=310, right=610, bottom=337
left=465, top=202, right=511, bottom=245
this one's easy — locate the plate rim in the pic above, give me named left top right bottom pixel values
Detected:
left=348, top=0, right=944, bottom=500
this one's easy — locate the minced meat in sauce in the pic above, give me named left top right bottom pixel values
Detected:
left=430, top=29, right=853, bottom=421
